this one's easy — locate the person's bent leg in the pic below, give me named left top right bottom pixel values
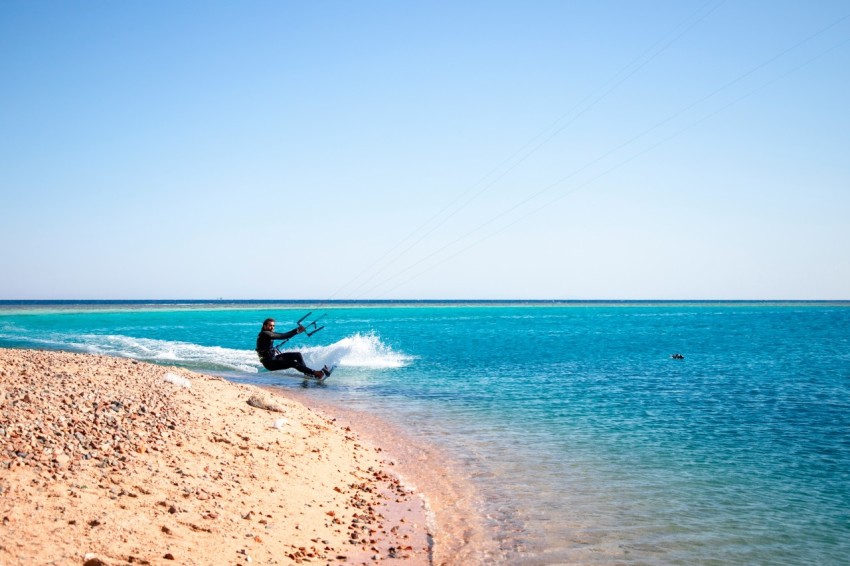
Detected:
left=261, top=357, right=290, bottom=371
left=271, top=352, right=320, bottom=377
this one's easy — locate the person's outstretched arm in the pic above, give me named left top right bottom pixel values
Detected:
left=268, top=325, right=305, bottom=341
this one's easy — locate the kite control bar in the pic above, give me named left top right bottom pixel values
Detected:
left=298, top=311, right=326, bottom=337
left=275, top=312, right=327, bottom=348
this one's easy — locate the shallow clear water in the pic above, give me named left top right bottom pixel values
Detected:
left=2, top=301, right=849, bottom=564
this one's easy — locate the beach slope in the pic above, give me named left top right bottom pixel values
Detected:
left=0, top=348, right=431, bottom=565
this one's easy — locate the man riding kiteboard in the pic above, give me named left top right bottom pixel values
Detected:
left=255, top=318, right=331, bottom=379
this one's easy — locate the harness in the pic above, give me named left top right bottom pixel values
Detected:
left=256, top=345, right=281, bottom=361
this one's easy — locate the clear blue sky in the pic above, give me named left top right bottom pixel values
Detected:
left=1, top=1, right=848, bottom=300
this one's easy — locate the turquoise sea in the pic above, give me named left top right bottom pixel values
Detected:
left=1, top=301, right=849, bottom=564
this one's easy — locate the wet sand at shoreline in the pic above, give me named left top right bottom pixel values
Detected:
left=0, top=348, right=441, bottom=565
left=280, top=390, right=500, bottom=566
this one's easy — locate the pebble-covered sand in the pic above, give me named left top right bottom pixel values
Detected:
left=0, top=348, right=433, bottom=565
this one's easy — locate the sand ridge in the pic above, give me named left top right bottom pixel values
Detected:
left=0, top=348, right=433, bottom=565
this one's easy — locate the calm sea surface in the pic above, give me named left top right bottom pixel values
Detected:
left=2, top=301, right=849, bottom=564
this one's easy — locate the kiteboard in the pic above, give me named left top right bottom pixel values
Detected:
left=311, top=364, right=336, bottom=382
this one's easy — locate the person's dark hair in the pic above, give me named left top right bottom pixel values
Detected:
left=263, top=318, right=275, bottom=327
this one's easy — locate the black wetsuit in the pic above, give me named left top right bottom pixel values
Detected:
left=256, top=328, right=314, bottom=375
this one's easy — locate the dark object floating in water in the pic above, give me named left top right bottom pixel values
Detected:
left=671, top=353, right=685, bottom=360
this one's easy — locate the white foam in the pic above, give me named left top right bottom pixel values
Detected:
left=19, top=331, right=412, bottom=375
left=72, top=334, right=261, bottom=372
left=299, top=332, right=414, bottom=369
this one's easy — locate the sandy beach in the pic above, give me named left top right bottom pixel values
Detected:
left=0, top=348, right=436, bottom=565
